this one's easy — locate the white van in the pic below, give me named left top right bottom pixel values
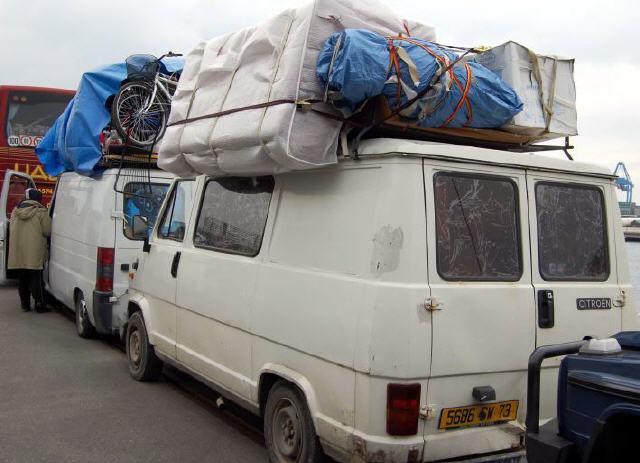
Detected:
left=45, top=168, right=171, bottom=338
left=126, top=139, right=636, bottom=463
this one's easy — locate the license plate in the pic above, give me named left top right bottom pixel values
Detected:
left=438, top=400, right=519, bottom=430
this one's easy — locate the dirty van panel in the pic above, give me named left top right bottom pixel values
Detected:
left=423, top=163, right=534, bottom=459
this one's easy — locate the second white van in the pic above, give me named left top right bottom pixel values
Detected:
left=45, top=168, right=172, bottom=338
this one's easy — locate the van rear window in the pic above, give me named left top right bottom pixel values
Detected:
left=123, top=182, right=169, bottom=240
left=434, top=172, right=521, bottom=281
left=536, top=182, right=609, bottom=281
left=194, top=177, right=274, bottom=257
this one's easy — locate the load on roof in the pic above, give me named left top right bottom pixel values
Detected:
left=158, top=0, right=577, bottom=178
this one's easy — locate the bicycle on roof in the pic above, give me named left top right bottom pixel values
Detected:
left=111, top=52, right=182, bottom=148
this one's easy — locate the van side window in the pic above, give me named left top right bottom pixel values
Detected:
left=158, top=181, right=194, bottom=242
left=536, top=182, right=608, bottom=281
left=123, top=182, right=170, bottom=240
left=194, top=177, right=274, bottom=257
left=434, top=172, right=521, bottom=281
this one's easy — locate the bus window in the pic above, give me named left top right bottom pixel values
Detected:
left=5, top=91, right=71, bottom=142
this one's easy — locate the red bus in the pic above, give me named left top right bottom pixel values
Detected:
left=0, top=85, right=75, bottom=206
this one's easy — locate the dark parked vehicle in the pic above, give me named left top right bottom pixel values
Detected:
left=526, top=333, right=640, bottom=463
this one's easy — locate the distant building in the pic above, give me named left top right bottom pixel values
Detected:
left=619, top=201, right=640, bottom=217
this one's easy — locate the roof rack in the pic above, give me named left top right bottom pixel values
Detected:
left=347, top=98, right=574, bottom=161
left=97, top=143, right=159, bottom=198
left=97, top=145, right=158, bottom=169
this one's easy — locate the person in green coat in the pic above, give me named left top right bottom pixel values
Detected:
left=8, top=189, right=51, bottom=312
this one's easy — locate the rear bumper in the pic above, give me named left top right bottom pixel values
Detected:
left=446, top=450, right=526, bottom=463
left=325, top=431, right=524, bottom=463
left=92, top=290, right=115, bottom=335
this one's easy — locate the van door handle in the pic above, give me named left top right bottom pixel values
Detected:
left=538, top=290, right=555, bottom=329
left=170, top=251, right=181, bottom=278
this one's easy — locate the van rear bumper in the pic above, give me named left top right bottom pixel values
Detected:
left=326, top=433, right=525, bottom=463
left=442, top=450, right=526, bottom=463
left=93, top=290, right=115, bottom=335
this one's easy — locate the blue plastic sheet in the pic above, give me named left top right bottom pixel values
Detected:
left=36, top=58, right=183, bottom=177
left=317, top=30, right=523, bottom=128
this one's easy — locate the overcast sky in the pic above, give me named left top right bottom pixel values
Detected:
left=2, top=0, right=638, bottom=196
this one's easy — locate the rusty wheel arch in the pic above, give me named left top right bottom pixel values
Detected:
left=258, top=373, right=312, bottom=418
left=127, top=301, right=141, bottom=319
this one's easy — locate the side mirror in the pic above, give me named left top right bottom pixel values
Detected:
left=132, top=215, right=148, bottom=240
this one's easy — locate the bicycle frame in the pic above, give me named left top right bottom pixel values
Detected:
left=142, top=73, right=177, bottom=113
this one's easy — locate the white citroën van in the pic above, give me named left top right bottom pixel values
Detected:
left=126, top=139, right=636, bottom=463
left=45, top=168, right=171, bottom=338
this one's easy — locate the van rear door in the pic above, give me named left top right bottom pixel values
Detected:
left=526, top=172, right=623, bottom=414
left=422, top=161, right=534, bottom=460
left=527, top=172, right=622, bottom=344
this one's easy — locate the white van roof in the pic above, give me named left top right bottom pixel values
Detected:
left=358, top=138, right=614, bottom=179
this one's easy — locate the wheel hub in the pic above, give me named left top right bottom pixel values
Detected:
left=273, top=401, right=301, bottom=460
left=129, top=330, right=142, bottom=366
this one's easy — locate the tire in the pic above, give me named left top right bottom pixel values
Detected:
left=264, top=382, right=325, bottom=463
left=111, top=81, right=168, bottom=148
left=126, top=311, right=163, bottom=381
left=75, top=291, right=96, bottom=339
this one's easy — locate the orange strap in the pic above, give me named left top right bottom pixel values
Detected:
left=387, top=36, right=474, bottom=126
left=387, top=39, right=403, bottom=110
left=441, top=62, right=473, bottom=127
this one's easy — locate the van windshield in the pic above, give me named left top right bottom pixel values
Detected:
left=123, top=182, right=170, bottom=240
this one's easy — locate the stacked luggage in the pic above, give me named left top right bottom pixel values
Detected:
left=156, top=0, right=578, bottom=177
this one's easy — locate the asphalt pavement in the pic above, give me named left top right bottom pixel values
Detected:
left=0, top=286, right=268, bottom=463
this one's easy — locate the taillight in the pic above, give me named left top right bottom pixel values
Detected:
left=387, top=383, right=421, bottom=436
left=96, top=247, right=115, bottom=292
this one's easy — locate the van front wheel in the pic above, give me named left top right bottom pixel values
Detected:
left=264, top=382, right=324, bottom=463
left=126, top=312, right=163, bottom=382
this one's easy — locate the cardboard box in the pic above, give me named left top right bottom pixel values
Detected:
left=470, top=41, right=577, bottom=141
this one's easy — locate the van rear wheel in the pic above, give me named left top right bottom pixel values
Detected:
left=75, top=292, right=95, bottom=339
left=126, top=311, right=163, bottom=381
left=264, top=382, right=324, bottom=463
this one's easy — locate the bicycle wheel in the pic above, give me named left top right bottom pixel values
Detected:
left=111, top=81, right=169, bottom=148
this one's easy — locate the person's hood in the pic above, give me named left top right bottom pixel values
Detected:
left=14, top=200, right=45, bottom=220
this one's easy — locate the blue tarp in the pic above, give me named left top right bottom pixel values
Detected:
left=36, top=58, right=183, bottom=176
left=317, top=30, right=523, bottom=128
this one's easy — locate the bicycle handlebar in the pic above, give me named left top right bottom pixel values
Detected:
left=158, top=51, right=183, bottom=61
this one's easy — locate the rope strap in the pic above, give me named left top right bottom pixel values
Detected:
left=527, top=49, right=558, bottom=132
left=167, top=99, right=321, bottom=128
left=386, top=36, right=475, bottom=127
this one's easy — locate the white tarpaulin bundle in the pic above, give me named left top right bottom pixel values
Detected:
left=159, top=0, right=436, bottom=177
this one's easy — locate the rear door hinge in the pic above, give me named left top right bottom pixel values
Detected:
left=613, top=289, right=626, bottom=308
left=424, top=297, right=442, bottom=312
left=420, top=405, right=436, bottom=420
